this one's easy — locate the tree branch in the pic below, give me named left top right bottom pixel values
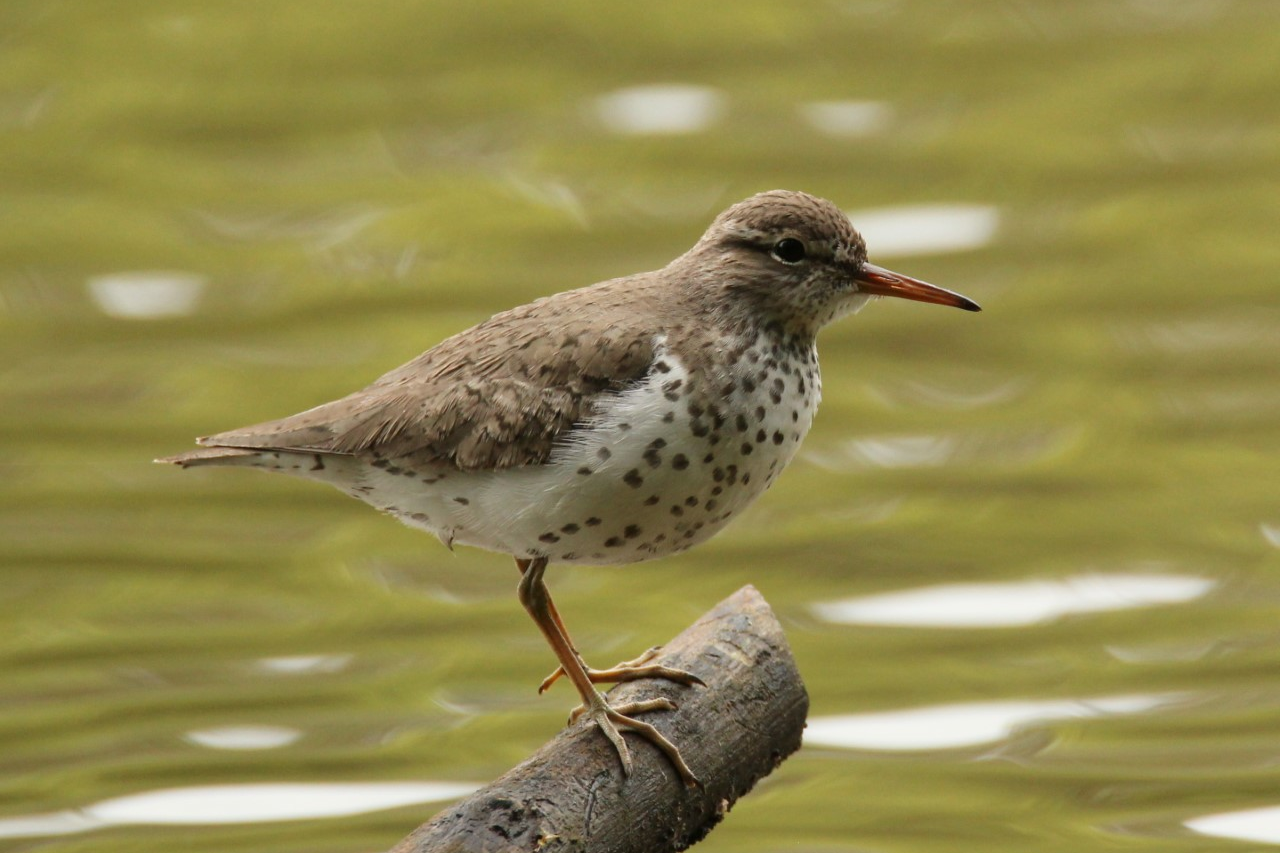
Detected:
left=391, top=584, right=808, bottom=852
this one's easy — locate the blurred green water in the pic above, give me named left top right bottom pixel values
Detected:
left=3, top=2, right=1280, bottom=851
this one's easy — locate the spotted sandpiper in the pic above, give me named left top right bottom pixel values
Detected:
left=158, top=190, right=980, bottom=786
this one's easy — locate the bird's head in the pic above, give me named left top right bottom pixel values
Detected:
left=681, top=190, right=980, bottom=335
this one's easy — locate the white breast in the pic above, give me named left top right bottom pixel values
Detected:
left=366, top=334, right=822, bottom=566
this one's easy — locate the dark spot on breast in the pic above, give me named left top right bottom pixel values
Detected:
left=770, top=389, right=783, bottom=404
left=702, top=452, right=715, bottom=464
left=712, top=467, right=725, bottom=482
left=711, top=485, right=723, bottom=496
left=578, top=466, right=593, bottom=476
left=624, top=468, right=644, bottom=487
left=773, top=431, right=784, bottom=445
left=586, top=516, right=602, bottom=526
left=735, top=414, right=748, bottom=432
left=539, top=532, right=560, bottom=543
left=372, top=458, right=390, bottom=469
left=742, top=473, right=751, bottom=485
left=561, top=523, right=580, bottom=534
left=654, top=360, right=671, bottom=373
left=721, top=381, right=736, bottom=395
left=644, top=494, right=660, bottom=506
left=706, top=499, right=718, bottom=511
left=741, top=442, right=753, bottom=455
left=690, top=420, right=709, bottom=437
left=742, top=378, right=756, bottom=393
left=670, top=505, right=684, bottom=517
left=311, top=455, right=325, bottom=471
left=453, top=497, right=470, bottom=505
left=755, top=406, right=766, bottom=422
left=624, top=524, right=641, bottom=539
left=684, top=496, right=698, bottom=507
left=672, top=454, right=689, bottom=470
left=756, top=429, right=767, bottom=443
left=792, top=410, right=800, bottom=422
left=662, top=411, right=675, bottom=423
left=597, top=447, right=611, bottom=460
left=605, top=536, right=624, bottom=547
left=643, top=448, right=662, bottom=468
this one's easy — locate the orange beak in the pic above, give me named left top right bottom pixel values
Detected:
left=855, top=262, right=981, bottom=312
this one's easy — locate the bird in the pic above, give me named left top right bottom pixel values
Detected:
left=157, top=190, right=980, bottom=787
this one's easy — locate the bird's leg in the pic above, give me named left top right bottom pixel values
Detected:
left=515, top=556, right=699, bottom=787
left=514, top=560, right=705, bottom=694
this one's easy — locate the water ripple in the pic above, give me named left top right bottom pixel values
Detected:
left=0, top=781, right=478, bottom=839
left=812, top=573, right=1213, bottom=628
left=806, top=694, right=1179, bottom=751
left=593, top=85, right=725, bottom=136
left=846, top=204, right=999, bottom=257
left=1188, top=806, right=1280, bottom=845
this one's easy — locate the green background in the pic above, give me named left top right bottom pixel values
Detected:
left=3, top=2, right=1279, bottom=851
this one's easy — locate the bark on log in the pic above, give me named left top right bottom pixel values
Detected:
left=390, top=584, right=808, bottom=853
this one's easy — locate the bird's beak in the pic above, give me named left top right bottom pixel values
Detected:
left=855, top=262, right=981, bottom=312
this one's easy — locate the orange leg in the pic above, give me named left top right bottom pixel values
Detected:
left=514, top=559, right=705, bottom=693
left=514, top=557, right=699, bottom=786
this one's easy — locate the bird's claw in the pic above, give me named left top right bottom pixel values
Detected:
left=538, top=646, right=705, bottom=694
left=576, top=693, right=700, bottom=788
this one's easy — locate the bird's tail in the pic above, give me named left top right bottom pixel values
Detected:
left=154, top=446, right=265, bottom=468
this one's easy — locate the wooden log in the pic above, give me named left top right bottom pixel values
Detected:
left=390, top=584, right=808, bottom=853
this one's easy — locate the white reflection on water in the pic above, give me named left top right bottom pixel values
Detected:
left=255, top=654, right=353, bottom=674
left=0, top=782, right=479, bottom=839
left=593, top=84, right=725, bottom=135
left=86, top=271, right=205, bottom=319
left=875, top=376, right=1029, bottom=410
left=804, top=426, right=1077, bottom=472
left=813, top=573, right=1213, bottom=628
left=1114, top=315, right=1280, bottom=353
left=1262, top=524, right=1280, bottom=549
left=1188, top=806, right=1280, bottom=845
left=846, top=204, right=999, bottom=257
left=192, top=206, right=383, bottom=248
left=805, top=694, right=1177, bottom=751
left=184, top=725, right=301, bottom=750
left=799, top=100, right=892, bottom=137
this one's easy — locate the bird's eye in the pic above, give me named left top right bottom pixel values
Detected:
left=771, top=238, right=807, bottom=265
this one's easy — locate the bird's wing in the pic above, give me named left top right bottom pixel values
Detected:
left=196, top=277, right=659, bottom=472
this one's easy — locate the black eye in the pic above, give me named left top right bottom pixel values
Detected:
left=771, top=238, right=806, bottom=264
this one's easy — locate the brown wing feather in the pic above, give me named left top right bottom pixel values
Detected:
left=196, top=274, right=662, bottom=471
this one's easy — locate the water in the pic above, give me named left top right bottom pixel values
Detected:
left=3, top=2, right=1279, bottom=850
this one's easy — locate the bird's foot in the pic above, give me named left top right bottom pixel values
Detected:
left=538, top=646, right=705, bottom=694
left=574, top=690, right=700, bottom=788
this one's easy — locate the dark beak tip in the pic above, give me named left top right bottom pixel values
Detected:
left=961, top=298, right=982, bottom=313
